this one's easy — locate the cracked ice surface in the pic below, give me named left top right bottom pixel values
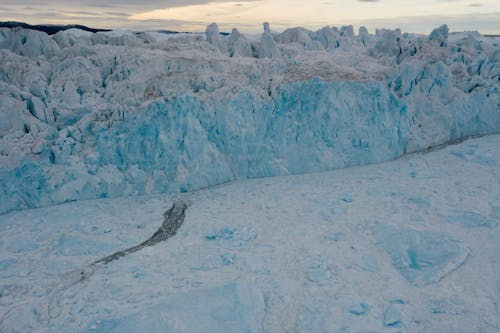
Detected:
left=0, top=134, right=499, bottom=332
left=0, top=25, right=499, bottom=213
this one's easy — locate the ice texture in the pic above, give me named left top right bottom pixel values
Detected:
left=0, top=134, right=499, bottom=332
left=373, top=225, right=470, bottom=286
left=0, top=24, right=499, bottom=213
left=383, top=303, right=402, bottom=327
left=85, top=282, right=265, bottom=333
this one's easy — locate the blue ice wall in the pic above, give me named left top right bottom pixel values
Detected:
left=0, top=27, right=499, bottom=213
left=0, top=80, right=403, bottom=212
left=1, top=75, right=498, bottom=214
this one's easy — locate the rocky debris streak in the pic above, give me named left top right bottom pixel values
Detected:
left=94, top=200, right=188, bottom=265
left=0, top=23, right=499, bottom=213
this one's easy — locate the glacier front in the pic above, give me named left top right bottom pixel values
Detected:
left=0, top=24, right=499, bottom=213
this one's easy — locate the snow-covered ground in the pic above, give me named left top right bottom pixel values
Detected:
left=1, top=134, right=499, bottom=332
left=1, top=24, right=499, bottom=214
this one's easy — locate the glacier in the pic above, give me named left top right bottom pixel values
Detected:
left=0, top=23, right=499, bottom=213
left=0, top=134, right=499, bottom=332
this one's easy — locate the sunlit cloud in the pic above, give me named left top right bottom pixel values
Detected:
left=361, top=11, right=500, bottom=34
left=130, top=1, right=260, bottom=22
left=127, top=0, right=500, bottom=32
left=0, top=0, right=499, bottom=33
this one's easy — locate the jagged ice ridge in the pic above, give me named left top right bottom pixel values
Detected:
left=0, top=23, right=499, bottom=214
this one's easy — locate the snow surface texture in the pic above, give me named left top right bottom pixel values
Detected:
left=0, top=24, right=499, bottom=213
left=0, top=134, right=499, bottom=332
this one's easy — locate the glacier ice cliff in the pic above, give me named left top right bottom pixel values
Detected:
left=0, top=24, right=499, bottom=213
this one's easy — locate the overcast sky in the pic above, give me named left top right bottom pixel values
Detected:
left=1, top=0, right=499, bottom=34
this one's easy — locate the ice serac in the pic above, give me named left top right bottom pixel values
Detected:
left=258, top=22, right=281, bottom=58
left=227, top=28, right=253, bottom=58
left=429, top=24, right=449, bottom=47
left=0, top=24, right=499, bottom=213
left=205, top=23, right=224, bottom=52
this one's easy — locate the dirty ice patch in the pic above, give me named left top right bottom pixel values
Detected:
left=373, top=225, right=469, bottom=286
left=85, top=282, right=264, bottom=333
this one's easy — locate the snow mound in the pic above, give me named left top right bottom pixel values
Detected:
left=0, top=23, right=499, bottom=213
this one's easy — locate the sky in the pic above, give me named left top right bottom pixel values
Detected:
left=0, top=0, right=499, bottom=34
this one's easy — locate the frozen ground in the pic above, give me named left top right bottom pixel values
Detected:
left=0, top=134, right=499, bottom=332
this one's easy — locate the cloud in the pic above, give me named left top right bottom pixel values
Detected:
left=1, top=0, right=498, bottom=34
left=0, top=0, right=253, bottom=28
left=0, top=0, right=257, bottom=11
left=360, top=12, right=500, bottom=34
left=105, top=12, right=131, bottom=17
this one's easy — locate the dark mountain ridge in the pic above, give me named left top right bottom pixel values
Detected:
left=0, top=21, right=111, bottom=35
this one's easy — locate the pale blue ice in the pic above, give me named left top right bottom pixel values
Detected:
left=0, top=25, right=499, bottom=213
